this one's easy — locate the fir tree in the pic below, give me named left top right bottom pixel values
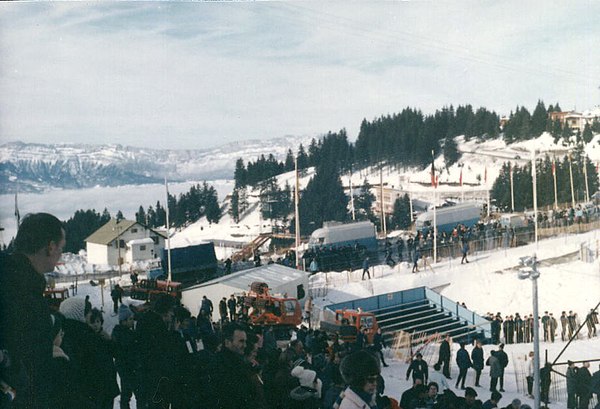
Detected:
left=443, top=136, right=460, bottom=168
left=229, top=189, right=240, bottom=223
left=391, top=194, right=412, bottom=229
left=135, top=206, right=146, bottom=225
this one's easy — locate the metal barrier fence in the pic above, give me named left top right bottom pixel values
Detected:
left=307, top=218, right=600, bottom=297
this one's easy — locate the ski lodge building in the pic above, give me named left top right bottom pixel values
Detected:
left=85, top=219, right=167, bottom=266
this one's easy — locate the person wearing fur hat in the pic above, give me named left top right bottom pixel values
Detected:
left=337, top=350, right=381, bottom=409
left=290, top=365, right=322, bottom=408
left=112, top=304, right=138, bottom=409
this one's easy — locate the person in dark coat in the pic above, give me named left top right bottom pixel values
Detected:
left=219, top=297, right=228, bottom=324
left=362, top=257, right=371, bottom=280
left=227, top=294, right=237, bottom=321
left=576, top=362, right=592, bottom=409
left=400, top=379, right=424, bottom=409
left=211, top=322, right=259, bottom=409
left=112, top=304, right=138, bottom=409
left=60, top=299, right=120, bottom=409
left=456, top=343, right=472, bottom=390
left=540, top=363, right=552, bottom=404
left=412, top=248, right=421, bottom=273
left=482, top=391, right=503, bottom=409
left=48, top=312, right=88, bottom=409
left=461, top=239, right=470, bottom=264
left=135, top=293, right=179, bottom=409
left=371, top=327, right=388, bottom=367
left=0, top=213, right=65, bottom=409
left=495, top=344, right=509, bottom=392
left=471, top=340, right=485, bottom=387
left=456, top=387, right=482, bottom=409
left=111, top=284, right=124, bottom=315
left=200, top=295, right=213, bottom=319
left=437, top=334, right=452, bottom=379
left=406, top=353, right=428, bottom=384
left=487, top=351, right=502, bottom=392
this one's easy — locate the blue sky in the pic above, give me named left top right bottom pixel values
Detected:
left=1, top=1, right=599, bottom=150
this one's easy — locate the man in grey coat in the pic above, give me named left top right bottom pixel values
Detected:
left=487, top=350, right=503, bottom=392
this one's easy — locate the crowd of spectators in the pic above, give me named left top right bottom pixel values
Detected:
left=484, top=310, right=598, bottom=345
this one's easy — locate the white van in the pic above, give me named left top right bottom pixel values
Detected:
left=499, top=213, right=525, bottom=229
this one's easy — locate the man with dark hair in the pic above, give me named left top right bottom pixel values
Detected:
left=456, top=387, right=482, bottom=409
left=0, top=212, right=65, bottom=409
left=407, top=352, right=429, bottom=384
left=482, top=391, right=503, bottom=409
left=211, top=322, right=258, bottom=408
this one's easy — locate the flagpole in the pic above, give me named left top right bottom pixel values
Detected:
left=432, top=150, right=437, bottom=264
left=165, top=177, right=172, bottom=282
left=552, top=157, right=558, bottom=210
left=569, top=153, right=576, bottom=208
left=583, top=156, right=590, bottom=203
left=485, top=166, right=490, bottom=218
left=510, top=163, right=515, bottom=212
left=349, top=169, right=356, bottom=221
left=460, top=164, right=464, bottom=202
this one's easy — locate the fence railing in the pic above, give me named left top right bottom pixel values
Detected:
left=323, top=286, right=491, bottom=339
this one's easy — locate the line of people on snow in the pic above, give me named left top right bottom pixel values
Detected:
left=485, top=310, right=598, bottom=345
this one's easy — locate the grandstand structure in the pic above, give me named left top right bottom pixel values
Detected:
left=324, top=286, right=492, bottom=347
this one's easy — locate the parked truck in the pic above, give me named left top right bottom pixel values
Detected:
left=309, top=221, right=377, bottom=251
left=161, top=242, right=218, bottom=284
left=319, top=308, right=379, bottom=344
left=415, top=202, right=482, bottom=234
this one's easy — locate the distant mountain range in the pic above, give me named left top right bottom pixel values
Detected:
left=0, top=136, right=314, bottom=193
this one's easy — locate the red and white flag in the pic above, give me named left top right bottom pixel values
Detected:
left=552, top=160, right=556, bottom=175
left=459, top=167, right=463, bottom=187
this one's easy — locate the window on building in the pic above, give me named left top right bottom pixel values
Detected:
left=140, top=245, right=146, bottom=251
left=151, top=236, right=158, bottom=244
left=119, top=239, right=125, bottom=248
left=131, top=228, right=138, bottom=233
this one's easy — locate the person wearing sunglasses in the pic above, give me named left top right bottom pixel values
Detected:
left=337, top=350, right=381, bottom=408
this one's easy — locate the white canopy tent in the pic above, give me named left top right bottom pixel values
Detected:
left=181, top=264, right=310, bottom=317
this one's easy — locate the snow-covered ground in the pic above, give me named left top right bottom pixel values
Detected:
left=4, top=130, right=600, bottom=408
left=50, top=226, right=600, bottom=409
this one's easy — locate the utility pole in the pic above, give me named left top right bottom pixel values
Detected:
left=294, top=155, right=301, bottom=269
left=165, top=178, right=172, bottom=282
left=519, top=255, right=541, bottom=409
left=532, top=149, right=538, bottom=246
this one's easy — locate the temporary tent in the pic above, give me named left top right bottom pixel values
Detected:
left=181, top=263, right=310, bottom=316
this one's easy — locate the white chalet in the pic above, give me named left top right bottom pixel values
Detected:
left=85, top=219, right=167, bottom=266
